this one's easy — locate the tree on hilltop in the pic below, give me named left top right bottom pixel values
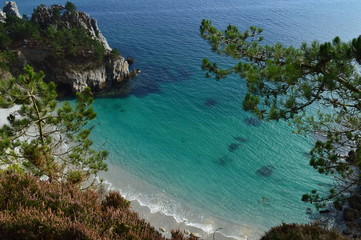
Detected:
left=200, top=19, right=360, bottom=208
left=65, top=1, right=77, bottom=12
left=0, top=65, right=108, bottom=186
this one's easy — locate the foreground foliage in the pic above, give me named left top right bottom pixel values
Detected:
left=200, top=20, right=361, bottom=208
left=0, top=66, right=107, bottom=185
left=0, top=171, right=165, bottom=240
left=261, top=223, right=348, bottom=240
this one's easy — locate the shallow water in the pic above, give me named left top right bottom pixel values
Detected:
left=16, top=0, right=361, bottom=238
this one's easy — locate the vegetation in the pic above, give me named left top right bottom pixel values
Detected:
left=261, top=223, right=348, bottom=240
left=0, top=171, right=167, bottom=240
left=65, top=1, right=77, bottom=12
left=0, top=66, right=107, bottom=186
left=0, top=2, right=106, bottom=64
left=200, top=20, right=360, bottom=209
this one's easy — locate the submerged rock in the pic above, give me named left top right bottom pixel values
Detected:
left=256, top=165, right=273, bottom=177
left=244, top=117, right=262, bottom=126
left=3, top=1, right=22, bottom=19
left=234, top=137, right=247, bottom=143
left=204, top=98, right=217, bottom=107
left=215, top=156, right=232, bottom=166
left=228, top=143, right=240, bottom=152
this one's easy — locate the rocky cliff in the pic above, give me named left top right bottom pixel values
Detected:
left=1, top=2, right=137, bottom=94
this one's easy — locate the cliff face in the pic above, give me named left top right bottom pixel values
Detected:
left=16, top=48, right=134, bottom=93
left=2, top=2, right=137, bottom=94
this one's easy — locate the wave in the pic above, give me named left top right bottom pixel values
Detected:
left=98, top=164, right=259, bottom=240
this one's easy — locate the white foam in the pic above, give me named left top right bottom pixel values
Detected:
left=98, top=169, right=255, bottom=240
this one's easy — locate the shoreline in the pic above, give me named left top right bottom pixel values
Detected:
left=99, top=163, right=261, bottom=240
left=101, top=178, right=252, bottom=240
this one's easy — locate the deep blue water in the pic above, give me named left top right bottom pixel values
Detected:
left=15, top=0, right=361, bottom=239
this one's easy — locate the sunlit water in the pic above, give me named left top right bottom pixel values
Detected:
left=16, top=0, right=361, bottom=238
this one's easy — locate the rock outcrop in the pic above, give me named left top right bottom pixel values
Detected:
left=2, top=2, right=137, bottom=94
left=3, top=1, right=22, bottom=19
left=16, top=47, right=136, bottom=93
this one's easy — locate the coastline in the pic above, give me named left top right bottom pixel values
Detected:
left=99, top=162, right=261, bottom=240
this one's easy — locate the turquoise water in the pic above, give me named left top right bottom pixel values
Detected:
left=16, top=0, right=361, bottom=238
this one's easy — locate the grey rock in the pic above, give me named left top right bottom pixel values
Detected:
left=343, top=229, right=352, bottom=235
left=16, top=47, right=133, bottom=93
left=343, top=208, right=357, bottom=222
left=347, top=195, right=361, bottom=211
left=3, top=1, right=22, bottom=19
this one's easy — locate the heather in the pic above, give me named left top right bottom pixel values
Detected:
left=0, top=171, right=197, bottom=240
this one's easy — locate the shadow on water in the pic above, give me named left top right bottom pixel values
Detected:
left=214, top=155, right=233, bottom=166
left=228, top=143, right=240, bottom=153
left=244, top=117, right=262, bottom=127
left=233, top=136, right=247, bottom=143
left=203, top=98, right=217, bottom=107
left=96, top=63, right=194, bottom=99
left=256, top=165, right=274, bottom=177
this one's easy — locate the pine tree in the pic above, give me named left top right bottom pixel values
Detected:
left=0, top=66, right=108, bottom=187
left=200, top=20, right=361, bottom=208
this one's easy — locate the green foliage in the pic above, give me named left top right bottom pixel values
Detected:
left=65, top=1, right=77, bottom=12
left=0, top=66, right=108, bottom=184
left=110, top=48, right=121, bottom=60
left=4, top=15, right=41, bottom=41
left=0, top=4, right=106, bottom=65
left=261, top=223, right=348, bottom=240
left=200, top=19, right=361, bottom=208
left=45, top=27, right=105, bottom=60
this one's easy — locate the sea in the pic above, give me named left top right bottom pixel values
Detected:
left=15, top=0, right=361, bottom=239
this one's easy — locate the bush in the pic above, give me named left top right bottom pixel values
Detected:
left=65, top=1, right=77, bottom=12
left=261, top=223, right=349, bottom=240
left=0, top=171, right=166, bottom=240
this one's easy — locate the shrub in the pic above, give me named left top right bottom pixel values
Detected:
left=261, top=223, right=349, bottom=240
left=0, top=171, right=167, bottom=240
left=65, top=2, right=77, bottom=12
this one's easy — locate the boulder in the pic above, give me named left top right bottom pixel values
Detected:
left=347, top=195, right=361, bottom=211
left=346, top=150, right=357, bottom=164
left=3, top=1, right=22, bottom=19
left=126, top=57, right=135, bottom=64
left=343, top=208, right=357, bottom=222
left=319, top=209, right=330, bottom=214
left=343, top=229, right=352, bottom=235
